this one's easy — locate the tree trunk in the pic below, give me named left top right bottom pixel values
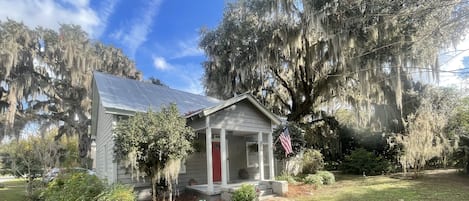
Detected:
left=78, top=126, right=91, bottom=168
left=151, top=175, right=158, bottom=201
left=26, top=166, right=33, bottom=197
left=168, top=181, right=173, bottom=201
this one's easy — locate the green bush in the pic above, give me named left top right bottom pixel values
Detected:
left=339, top=148, right=391, bottom=176
left=42, top=172, right=105, bottom=201
left=96, top=183, right=136, bottom=201
left=316, top=171, right=335, bottom=185
left=275, top=172, right=296, bottom=183
left=232, top=184, right=257, bottom=201
left=302, top=149, right=324, bottom=174
left=303, top=174, right=323, bottom=186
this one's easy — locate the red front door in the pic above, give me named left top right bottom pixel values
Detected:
left=212, top=142, right=221, bottom=182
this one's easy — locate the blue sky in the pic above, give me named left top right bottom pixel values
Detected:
left=0, top=0, right=225, bottom=94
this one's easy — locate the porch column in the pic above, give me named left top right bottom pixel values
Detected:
left=220, top=128, right=227, bottom=187
left=258, top=132, right=264, bottom=180
left=268, top=131, right=275, bottom=180
left=205, top=117, right=214, bottom=193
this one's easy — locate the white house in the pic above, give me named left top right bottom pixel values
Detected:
left=91, top=72, right=283, bottom=196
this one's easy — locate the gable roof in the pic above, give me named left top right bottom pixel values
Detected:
left=93, top=72, right=281, bottom=125
left=93, top=72, right=220, bottom=115
left=186, top=93, right=282, bottom=125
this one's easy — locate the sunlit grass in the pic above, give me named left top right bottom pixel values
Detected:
left=295, top=171, right=469, bottom=201
left=0, top=179, right=27, bottom=201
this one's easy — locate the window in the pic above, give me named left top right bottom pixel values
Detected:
left=179, top=159, right=186, bottom=174
left=246, top=142, right=269, bottom=168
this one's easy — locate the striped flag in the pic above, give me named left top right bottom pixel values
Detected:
left=279, top=127, right=292, bottom=156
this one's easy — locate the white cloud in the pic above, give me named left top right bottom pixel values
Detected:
left=171, top=36, right=204, bottom=59
left=93, top=0, right=120, bottom=38
left=437, top=37, right=469, bottom=87
left=174, top=67, right=204, bottom=94
left=153, top=56, right=172, bottom=70
left=113, top=0, right=162, bottom=58
left=0, top=0, right=109, bottom=38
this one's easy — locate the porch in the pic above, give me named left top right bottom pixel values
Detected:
left=185, top=179, right=287, bottom=201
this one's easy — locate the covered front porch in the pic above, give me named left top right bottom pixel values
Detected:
left=193, top=127, right=276, bottom=195
left=185, top=96, right=281, bottom=196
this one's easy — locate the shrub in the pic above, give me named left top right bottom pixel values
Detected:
left=232, top=184, right=257, bottom=201
left=316, top=171, right=335, bottom=185
left=96, top=183, right=136, bottom=201
left=339, top=148, right=391, bottom=176
left=275, top=172, right=296, bottom=183
left=302, top=149, right=324, bottom=174
left=42, top=172, right=105, bottom=201
left=303, top=174, right=323, bottom=186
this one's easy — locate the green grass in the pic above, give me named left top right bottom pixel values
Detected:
left=0, top=179, right=27, bottom=201
left=293, top=170, right=469, bottom=201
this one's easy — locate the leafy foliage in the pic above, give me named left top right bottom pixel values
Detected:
left=41, top=172, right=105, bottom=201
left=231, top=184, right=257, bottom=201
left=275, top=172, right=296, bottom=183
left=272, top=123, right=305, bottom=160
left=301, top=149, right=324, bottom=174
left=113, top=104, right=194, bottom=201
left=340, top=148, right=391, bottom=176
left=96, top=183, right=136, bottom=201
left=446, top=97, right=469, bottom=173
left=390, top=87, right=458, bottom=175
left=303, top=174, right=323, bottom=186
left=316, top=171, right=335, bottom=185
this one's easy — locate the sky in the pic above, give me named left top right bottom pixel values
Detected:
left=0, top=0, right=225, bottom=94
left=0, top=0, right=467, bottom=94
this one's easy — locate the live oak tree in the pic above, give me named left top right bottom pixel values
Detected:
left=200, top=0, right=469, bottom=125
left=0, top=20, right=140, bottom=165
left=113, top=105, right=194, bottom=201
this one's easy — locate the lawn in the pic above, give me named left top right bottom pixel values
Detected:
left=0, top=179, right=27, bottom=201
left=281, top=169, right=469, bottom=201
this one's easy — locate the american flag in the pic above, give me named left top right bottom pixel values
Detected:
left=279, top=127, right=292, bottom=156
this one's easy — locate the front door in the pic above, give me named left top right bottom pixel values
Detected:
left=212, top=141, right=221, bottom=182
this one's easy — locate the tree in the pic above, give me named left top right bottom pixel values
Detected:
left=200, top=0, right=469, bottom=125
left=447, top=97, right=469, bottom=173
left=0, top=20, right=141, bottom=165
left=390, top=87, right=458, bottom=176
left=113, top=105, right=194, bottom=201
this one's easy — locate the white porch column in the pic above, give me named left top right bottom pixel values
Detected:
left=268, top=132, right=275, bottom=180
left=220, top=128, right=227, bottom=187
left=205, top=117, right=213, bottom=193
left=258, top=132, right=264, bottom=180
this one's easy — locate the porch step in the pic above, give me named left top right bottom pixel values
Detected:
left=258, top=189, right=273, bottom=197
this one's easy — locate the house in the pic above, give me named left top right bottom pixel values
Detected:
left=91, top=72, right=285, bottom=197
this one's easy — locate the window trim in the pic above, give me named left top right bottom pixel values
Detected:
left=246, top=142, right=269, bottom=168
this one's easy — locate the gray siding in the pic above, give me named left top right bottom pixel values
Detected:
left=95, top=100, right=116, bottom=183
left=210, top=100, right=271, bottom=133
left=187, top=117, right=205, bottom=131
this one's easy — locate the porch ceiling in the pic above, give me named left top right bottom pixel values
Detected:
left=195, top=129, right=261, bottom=136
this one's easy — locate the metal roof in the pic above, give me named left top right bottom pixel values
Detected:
left=93, top=72, right=221, bottom=115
